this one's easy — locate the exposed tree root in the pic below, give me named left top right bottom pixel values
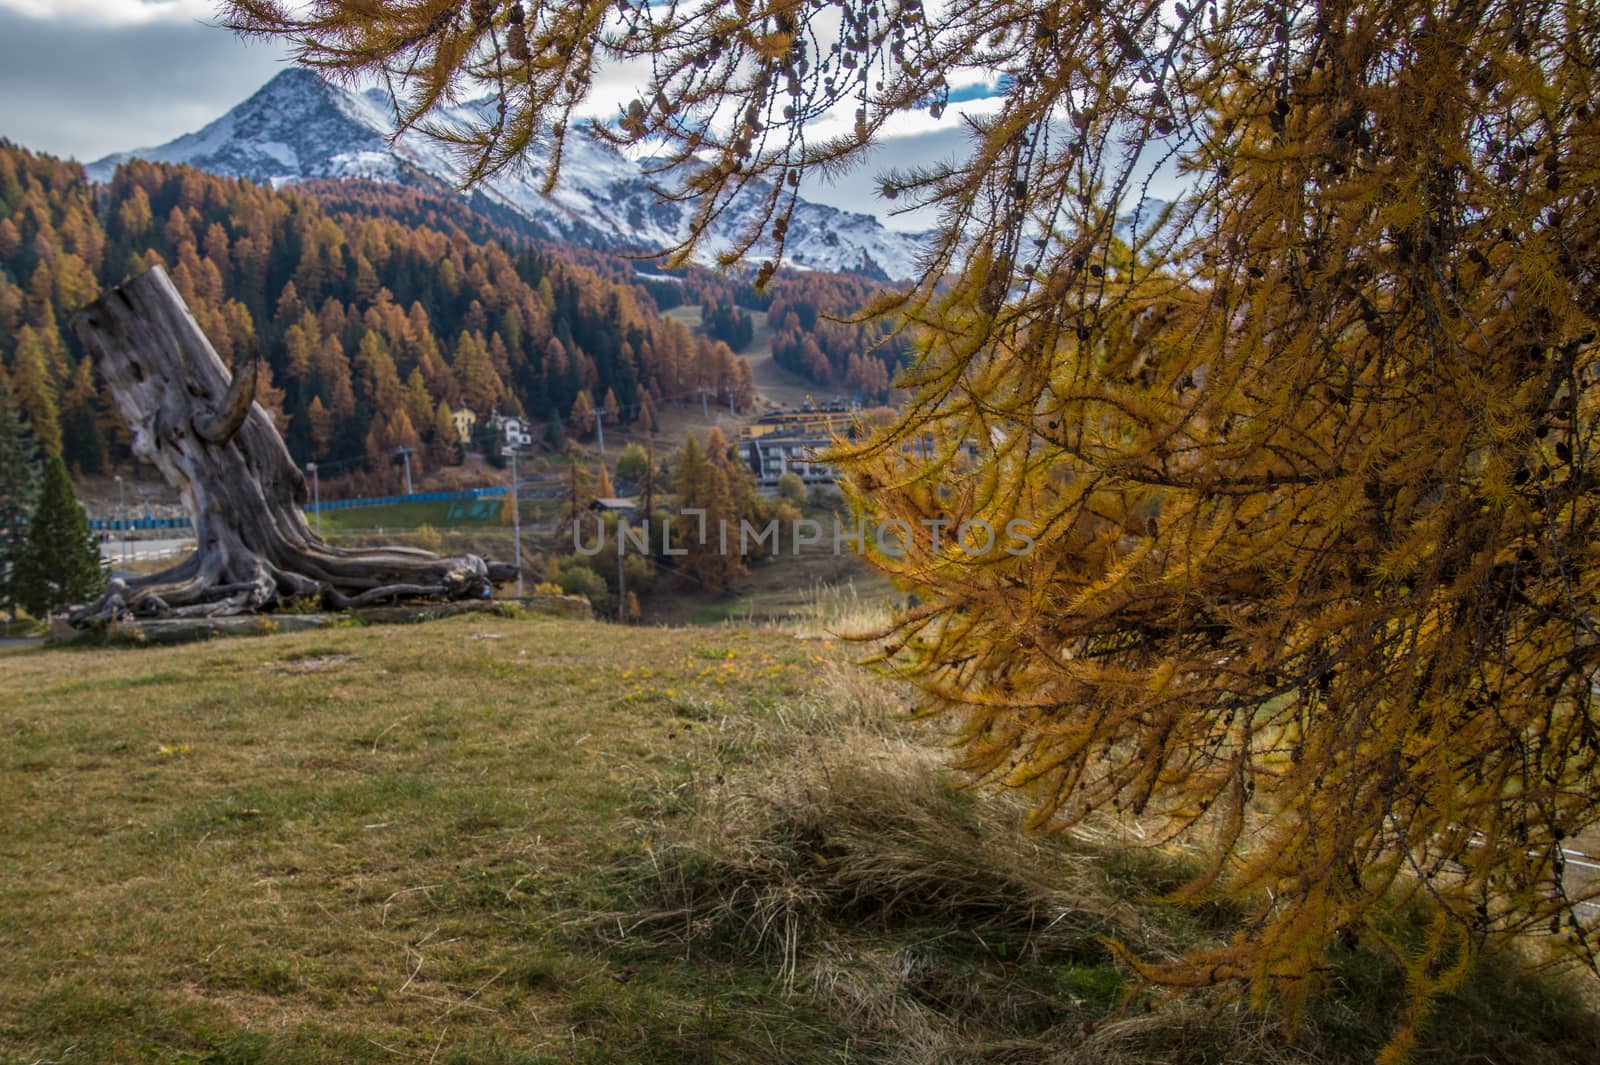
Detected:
left=67, top=266, right=515, bottom=625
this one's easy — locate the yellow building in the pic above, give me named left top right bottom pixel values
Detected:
left=451, top=406, right=477, bottom=445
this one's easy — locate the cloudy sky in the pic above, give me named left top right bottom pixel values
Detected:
left=0, top=0, right=1016, bottom=232
left=0, top=2, right=287, bottom=160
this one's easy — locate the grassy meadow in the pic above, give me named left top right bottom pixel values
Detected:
left=1, top=615, right=1598, bottom=1063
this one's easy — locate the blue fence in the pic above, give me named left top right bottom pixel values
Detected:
left=90, top=516, right=194, bottom=532
left=305, top=486, right=507, bottom=513
left=89, top=487, right=510, bottom=530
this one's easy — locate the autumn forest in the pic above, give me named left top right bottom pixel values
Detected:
left=0, top=141, right=903, bottom=488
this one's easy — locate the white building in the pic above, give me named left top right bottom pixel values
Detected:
left=488, top=411, right=535, bottom=449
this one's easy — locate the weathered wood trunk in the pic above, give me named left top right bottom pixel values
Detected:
left=67, top=265, right=515, bottom=624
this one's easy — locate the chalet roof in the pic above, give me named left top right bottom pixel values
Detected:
left=590, top=497, right=639, bottom=510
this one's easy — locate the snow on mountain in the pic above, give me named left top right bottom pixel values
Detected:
left=87, top=69, right=411, bottom=187
left=1115, top=197, right=1172, bottom=242
left=89, top=69, right=931, bottom=281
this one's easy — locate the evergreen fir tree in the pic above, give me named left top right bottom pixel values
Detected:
left=14, top=452, right=104, bottom=618
left=0, top=375, right=40, bottom=621
left=474, top=418, right=506, bottom=469
left=59, top=359, right=105, bottom=475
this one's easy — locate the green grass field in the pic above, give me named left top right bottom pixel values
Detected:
left=2, top=617, right=1597, bottom=1063
left=312, top=498, right=508, bottom=533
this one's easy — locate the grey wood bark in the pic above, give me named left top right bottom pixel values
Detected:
left=67, top=265, right=515, bottom=623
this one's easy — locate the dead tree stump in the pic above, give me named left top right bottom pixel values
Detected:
left=68, top=265, right=515, bottom=623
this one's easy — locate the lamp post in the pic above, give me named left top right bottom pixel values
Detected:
left=115, top=474, right=126, bottom=565
left=306, top=462, right=320, bottom=537
left=508, top=447, right=523, bottom=599
left=395, top=447, right=414, bottom=496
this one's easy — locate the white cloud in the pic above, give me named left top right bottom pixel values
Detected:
left=569, top=55, right=657, bottom=122
left=812, top=95, right=1007, bottom=145
left=0, top=1, right=219, bottom=22
left=0, top=8, right=286, bottom=161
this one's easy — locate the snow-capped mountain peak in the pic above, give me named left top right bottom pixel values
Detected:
left=89, top=69, right=931, bottom=281
left=88, top=68, right=410, bottom=187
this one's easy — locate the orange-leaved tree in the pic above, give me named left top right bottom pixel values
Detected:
left=223, top=1, right=1600, bottom=1051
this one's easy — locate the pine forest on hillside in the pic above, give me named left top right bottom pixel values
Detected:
left=0, top=143, right=905, bottom=488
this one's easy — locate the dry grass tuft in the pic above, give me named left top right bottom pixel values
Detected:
left=564, top=665, right=1600, bottom=1064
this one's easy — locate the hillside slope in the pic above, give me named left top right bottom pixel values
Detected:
left=2, top=618, right=1596, bottom=1063
left=0, top=143, right=755, bottom=485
